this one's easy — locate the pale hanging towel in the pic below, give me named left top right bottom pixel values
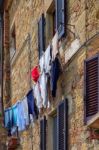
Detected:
left=33, top=82, right=42, bottom=110
left=17, top=101, right=26, bottom=131
left=44, top=45, right=52, bottom=75
left=39, top=54, right=45, bottom=73
left=22, top=97, right=29, bottom=126
left=39, top=72, right=48, bottom=108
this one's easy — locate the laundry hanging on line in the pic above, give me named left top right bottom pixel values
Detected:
left=4, top=90, right=39, bottom=135
left=4, top=37, right=61, bottom=135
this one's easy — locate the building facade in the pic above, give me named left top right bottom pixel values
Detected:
left=2, top=0, right=99, bottom=149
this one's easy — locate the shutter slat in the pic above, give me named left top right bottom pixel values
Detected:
left=84, top=55, right=99, bottom=122
left=87, top=81, right=98, bottom=85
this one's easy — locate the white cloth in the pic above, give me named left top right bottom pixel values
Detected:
left=22, top=97, right=29, bottom=126
left=39, top=72, right=48, bottom=108
left=45, top=45, right=52, bottom=74
left=39, top=54, right=45, bottom=73
left=33, top=82, right=42, bottom=109
left=52, top=32, right=58, bottom=60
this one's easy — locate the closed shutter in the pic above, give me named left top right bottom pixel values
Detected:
left=40, top=116, right=47, bottom=150
left=84, top=54, right=99, bottom=123
left=57, top=99, right=68, bottom=150
left=56, top=0, right=66, bottom=39
left=38, top=14, right=45, bottom=59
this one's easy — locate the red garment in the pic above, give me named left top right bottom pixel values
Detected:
left=31, top=66, right=40, bottom=82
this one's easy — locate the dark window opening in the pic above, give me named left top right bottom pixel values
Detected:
left=11, top=26, right=16, bottom=50
left=38, top=14, right=45, bottom=59
left=52, top=10, right=56, bottom=36
left=10, top=25, right=16, bottom=60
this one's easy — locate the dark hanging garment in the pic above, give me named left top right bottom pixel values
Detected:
left=57, top=99, right=68, bottom=150
left=34, top=100, right=39, bottom=119
left=40, top=116, right=47, bottom=150
left=27, top=90, right=39, bottom=120
left=51, top=57, right=61, bottom=97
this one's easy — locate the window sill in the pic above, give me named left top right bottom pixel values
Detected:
left=87, top=113, right=99, bottom=129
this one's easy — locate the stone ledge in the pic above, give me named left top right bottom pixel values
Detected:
left=87, top=113, right=99, bottom=129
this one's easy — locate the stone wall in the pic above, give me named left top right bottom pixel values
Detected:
left=3, top=0, right=99, bottom=149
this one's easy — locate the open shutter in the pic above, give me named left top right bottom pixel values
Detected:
left=40, top=116, right=47, bottom=150
left=57, top=99, right=68, bottom=150
left=56, top=0, right=66, bottom=39
left=84, top=54, right=99, bottom=123
left=38, top=14, right=45, bottom=59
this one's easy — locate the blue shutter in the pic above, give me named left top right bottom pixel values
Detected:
left=57, top=99, right=68, bottom=150
left=56, top=0, right=66, bottom=39
left=38, top=14, right=45, bottom=58
left=40, top=116, right=46, bottom=150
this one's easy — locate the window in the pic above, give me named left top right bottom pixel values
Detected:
left=45, top=0, right=66, bottom=46
left=47, top=111, right=57, bottom=150
left=38, top=14, right=45, bottom=59
left=46, top=1, right=56, bottom=46
left=48, top=99, right=68, bottom=150
left=10, top=25, right=16, bottom=60
left=84, top=54, right=99, bottom=129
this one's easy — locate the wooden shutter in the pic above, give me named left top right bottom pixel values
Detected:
left=57, top=99, right=68, bottom=150
left=56, top=0, right=66, bottom=39
left=84, top=54, right=99, bottom=123
left=38, top=14, right=45, bottom=58
left=40, top=116, right=47, bottom=150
